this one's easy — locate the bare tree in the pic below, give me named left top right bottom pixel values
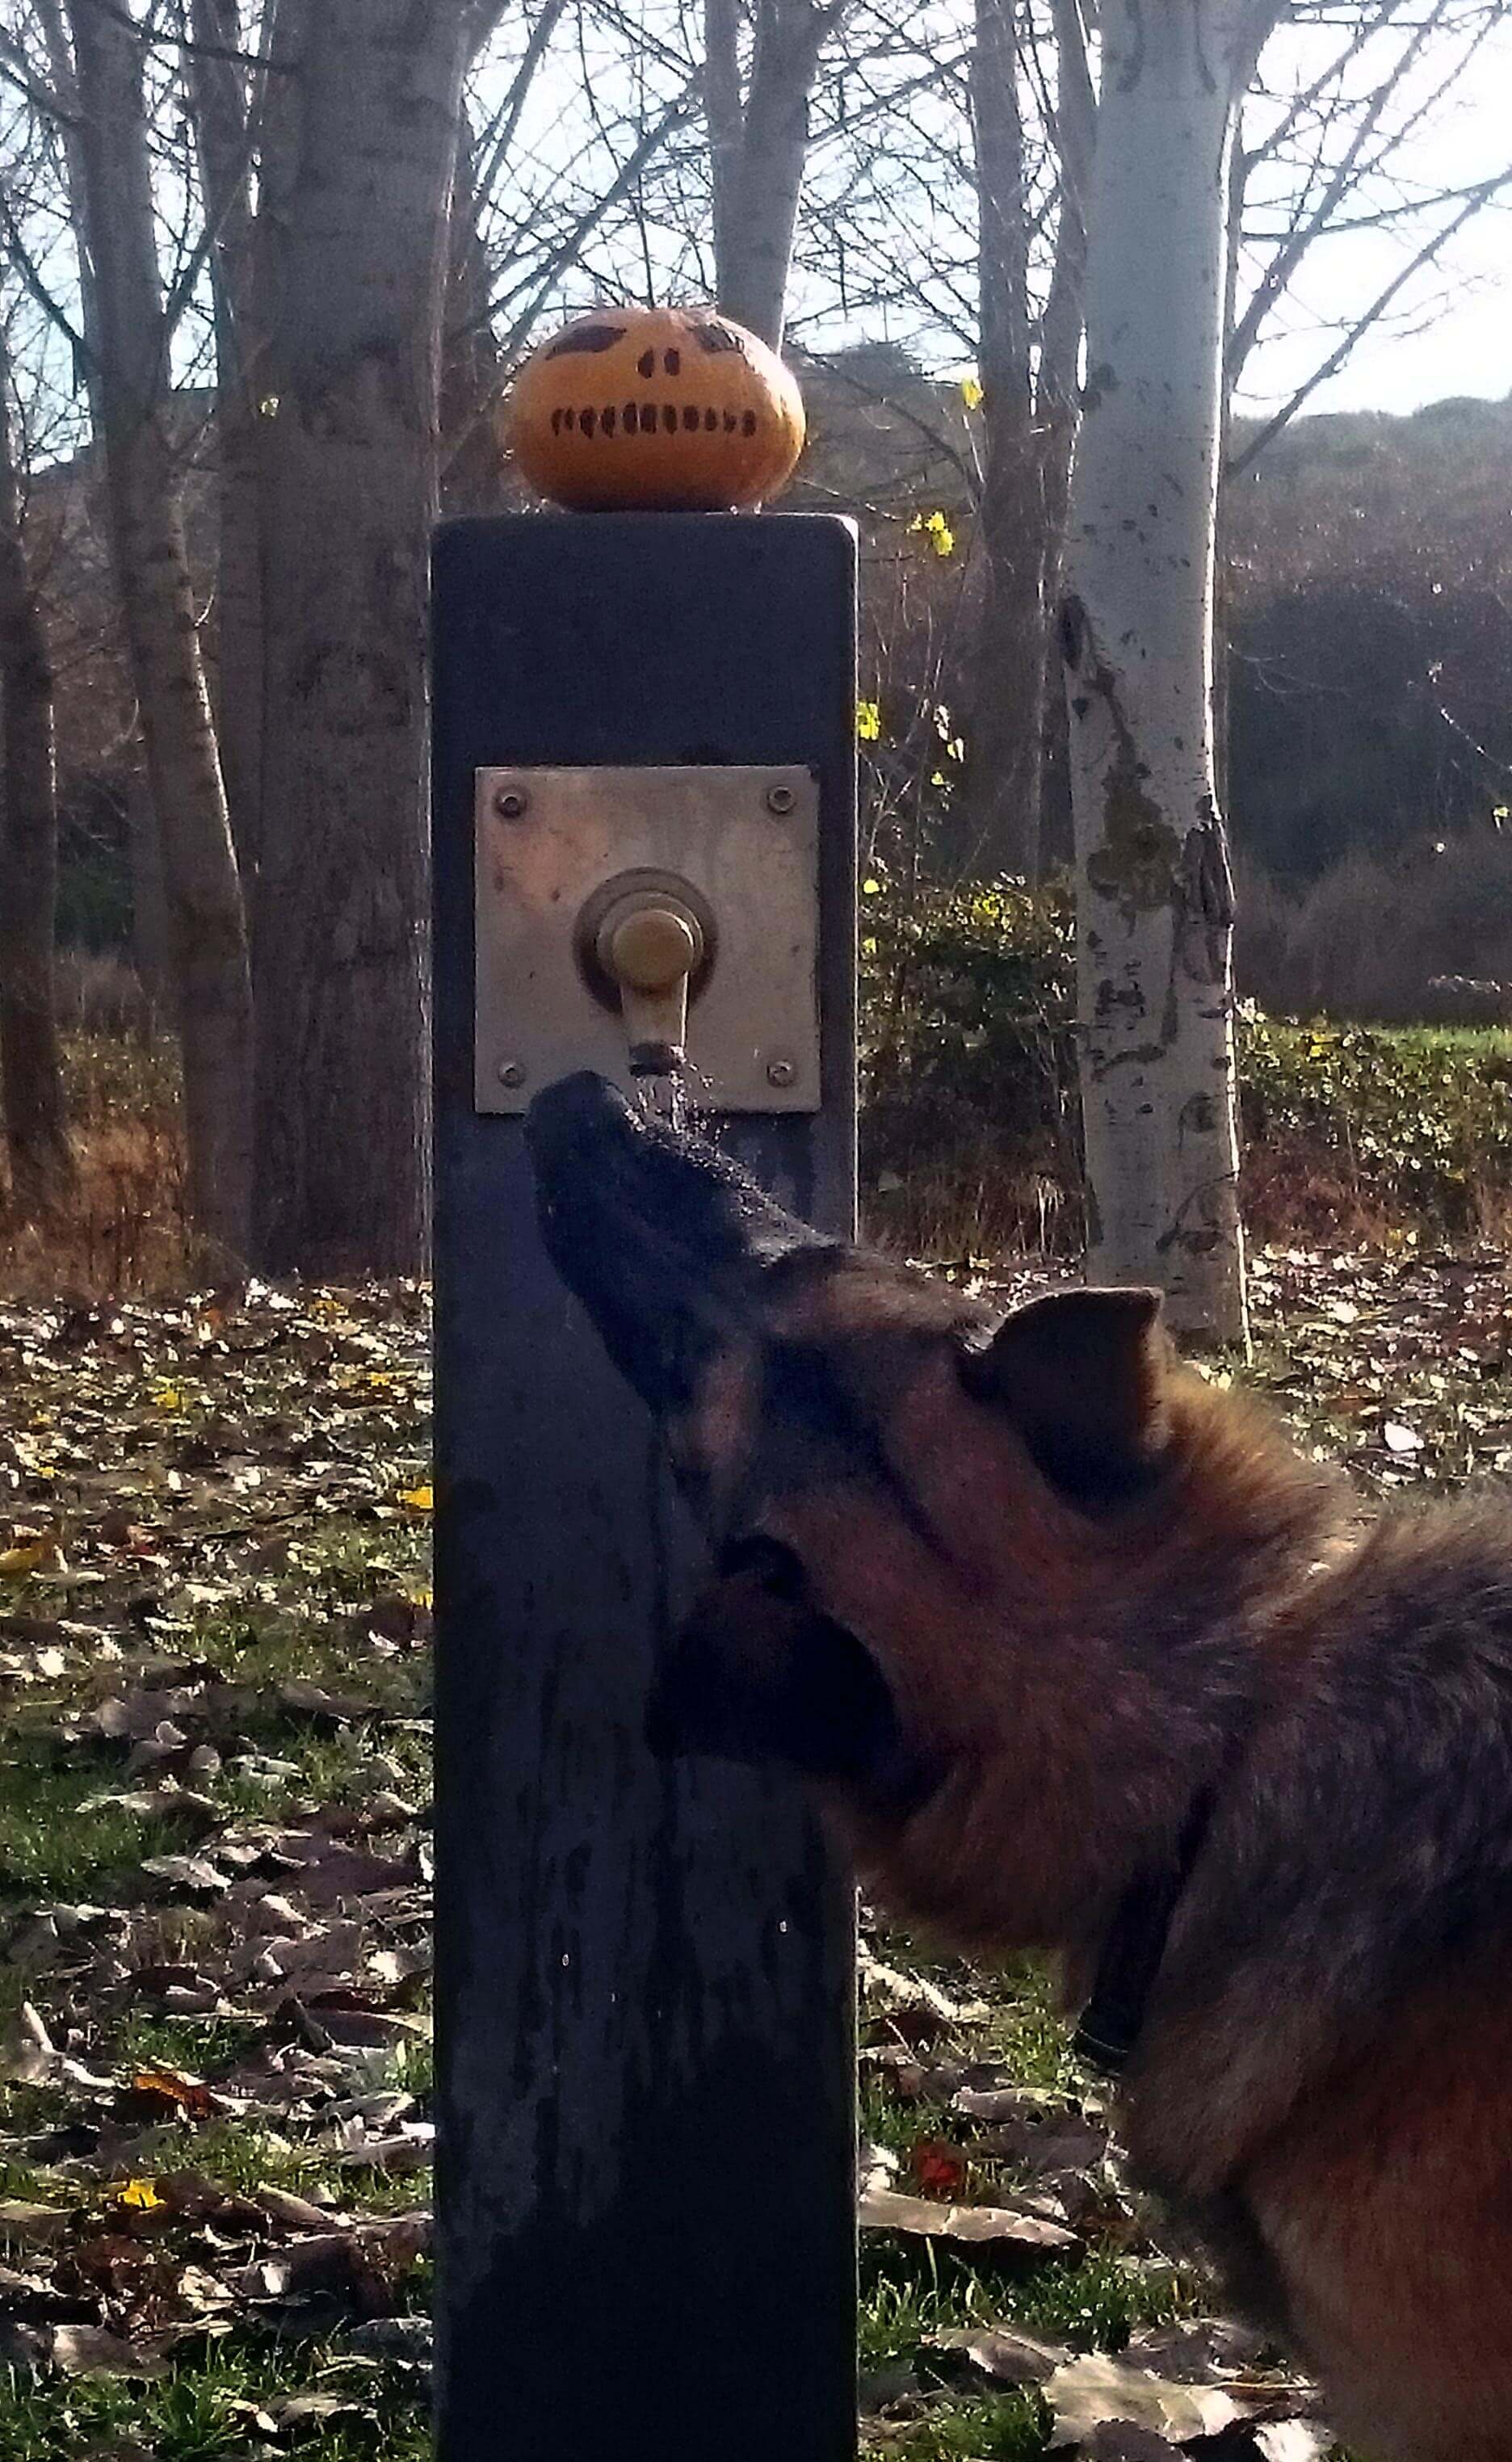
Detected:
left=1061, top=0, right=1283, bottom=1343
left=1227, top=0, right=1510, bottom=441
left=59, top=0, right=254, bottom=1258
left=707, top=0, right=847, bottom=345
left=251, top=0, right=480, bottom=1274
left=185, top=0, right=264, bottom=883
left=958, top=0, right=1043, bottom=879
left=0, top=325, right=74, bottom=1216
left=1030, top=0, right=1094, bottom=868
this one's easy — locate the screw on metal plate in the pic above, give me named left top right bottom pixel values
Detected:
left=766, top=1057, right=796, bottom=1087
left=764, top=784, right=796, bottom=817
left=498, top=1059, right=527, bottom=1088
left=494, top=787, right=529, bottom=820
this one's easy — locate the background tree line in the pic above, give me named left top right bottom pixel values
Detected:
left=0, top=0, right=1507, bottom=1309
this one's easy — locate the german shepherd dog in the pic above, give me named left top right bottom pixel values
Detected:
left=525, top=1071, right=1512, bottom=2462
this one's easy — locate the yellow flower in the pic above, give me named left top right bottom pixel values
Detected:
left=115, top=2179, right=165, bottom=2212
left=909, top=510, right=956, bottom=558
left=855, top=700, right=881, bottom=742
left=0, top=1540, right=51, bottom=1578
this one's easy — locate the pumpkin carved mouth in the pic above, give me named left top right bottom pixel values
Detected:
left=548, top=404, right=762, bottom=440
left=508, top=304, right=805, bottom=512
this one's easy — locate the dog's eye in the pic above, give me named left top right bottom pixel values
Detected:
left=717, top=1532, right=807, bottom=1601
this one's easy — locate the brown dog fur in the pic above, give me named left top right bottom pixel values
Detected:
left=526, top=1078, right=1512, bottom=2462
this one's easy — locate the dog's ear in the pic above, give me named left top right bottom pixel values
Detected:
left=960, top=1287, right=1174, bottom=1510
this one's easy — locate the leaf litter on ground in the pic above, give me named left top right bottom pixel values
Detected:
left=0, top=1281, right=433, bottom=2456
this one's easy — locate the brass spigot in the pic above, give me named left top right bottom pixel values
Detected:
left=594, top=890, right=705, bottom=1077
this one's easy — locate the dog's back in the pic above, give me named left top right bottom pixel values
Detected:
left=1136, top=1501, right=1512, bottom=2461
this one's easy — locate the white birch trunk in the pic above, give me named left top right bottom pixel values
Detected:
left=1060, top=0, right=1273, bottom=1345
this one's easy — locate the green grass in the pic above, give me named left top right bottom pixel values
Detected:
left=112, top=2012, right=275, bottom=2081
left=859, top=2237, right=1196, bottom=2367
left=859, top=2249, right=1002, bottom=2368
left=864, top=1937, right=1078, bottom=2091
left=998, top=2249, right=1198, bottom=2349
left=1391, top=1023, right=1512, bottom=1057
left=0, top=1743, right=206, bottom=1905
left=863, top=2393, right=1049, bottom=2460
left=0, top=2334, right=433, bottom=2462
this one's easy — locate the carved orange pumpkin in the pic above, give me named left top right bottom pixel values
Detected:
left=508, top=305, right=805, bottom=512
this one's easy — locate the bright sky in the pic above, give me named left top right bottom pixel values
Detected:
left=494, top=1, right=1512, bottom=432
left=1232, top=8, right=1512, bottom=418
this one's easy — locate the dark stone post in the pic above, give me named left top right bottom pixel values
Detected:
left=432, top=514, right=859, bottom=2461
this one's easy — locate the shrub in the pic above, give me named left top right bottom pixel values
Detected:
left=1237, top=1010, right=1512, bottom=1242
left=1235, top=826, right=1512, bottom=1026
left=858, top=871, right=1512, bottom=1253
left=860, top=868, right=1082, bottom=1255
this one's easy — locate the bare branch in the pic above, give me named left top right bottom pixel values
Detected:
left=1230, top=163, right=1512, bottom=473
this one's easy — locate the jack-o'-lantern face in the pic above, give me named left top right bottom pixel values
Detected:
left=508, top=305, right=805, bottom=512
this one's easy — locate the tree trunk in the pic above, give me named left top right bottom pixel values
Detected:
left=65, top=0, right=254, bottom=1261
left=439, top=108, right=505, bottom=516
left=1212, top=129, right=1246, bottom=821
left=712, top=0, right=830, bottom=347
left=0, top=340, right=75, bottom=1216
left=188, top=0, right=265, bottom=888
left=1060, top=0, right=1270, bottom=1344
left=1035, top=0, right=1095, bottom=874
left=126, top=767, right=171, bottom=1017
left=704, top=0, right=745, bottom=301
left=960, top=0, right=1042, bottom=881
left=253, top=0, right=471, bottom=1275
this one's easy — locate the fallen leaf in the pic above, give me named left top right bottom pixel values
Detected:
left=126, top=2065, right=223, bottom=2120
left=859, top=2187, right=1079, bottom=2260
left=52, top=2322, right=169, bottom=2380
left=0, top=2199, right=70, bottom=2247
left=909, top=2136, right=970, bottom=2197
left=140, top=1853, right=229, bottom=1898
left=925, top=2324, right=1066, bottom=2387
left=1, top=2000, right=57, bottom=2086
left=1045, top=2353, right=1246, bottom=2446
left=345, top=2313, right=433, bottom=2363
left=0, top=1538, right=55, bottom=1577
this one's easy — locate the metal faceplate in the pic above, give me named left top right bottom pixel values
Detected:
left=474, top=765, right=821, bottom=1115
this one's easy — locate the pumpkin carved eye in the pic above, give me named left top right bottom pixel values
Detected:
left=542, top=322, right=626, bottom=358
left=693, top=321, right=744, bottom=354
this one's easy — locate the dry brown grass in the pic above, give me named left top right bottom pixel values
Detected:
left=0, top=994, right=197, bottom=1298
left=11, top=952, right=1507, bottom=1299
left=1237, top=829, right=1512, bottom=1027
